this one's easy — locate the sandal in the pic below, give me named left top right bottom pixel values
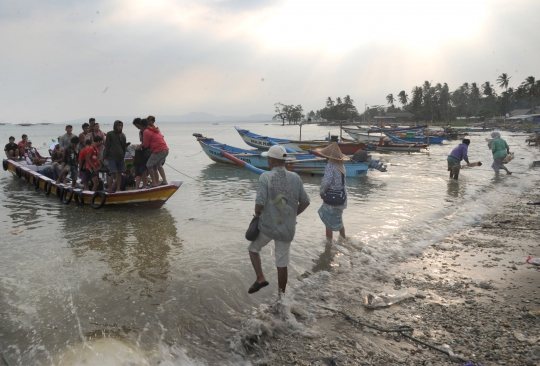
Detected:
left=248, top=281, right=269, bottom=294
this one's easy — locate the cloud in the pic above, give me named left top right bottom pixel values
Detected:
left=0, top=0, right=539, bottom=122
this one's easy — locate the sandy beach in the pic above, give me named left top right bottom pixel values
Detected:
left=236, top=189, right=540, bottom=366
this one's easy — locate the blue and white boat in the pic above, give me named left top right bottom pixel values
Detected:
left=194, top=134, right=384, bottom=177
left=385, top=133, right=447, bottom=144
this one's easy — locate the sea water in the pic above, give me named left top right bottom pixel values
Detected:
left=0, top=121, right=538, bottom=364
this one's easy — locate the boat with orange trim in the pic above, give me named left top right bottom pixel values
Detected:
left=2, top=158, right=182, bottom=209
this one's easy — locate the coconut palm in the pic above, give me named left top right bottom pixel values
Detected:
left=521, top=76, right=538, bottom=110
left=497, top=73, right=511, bottom=90
left=497, top=73, right=511, bottom=115
left=386, top=93, right=395, bottom=107
left=397, top=91, right=408, bottom=107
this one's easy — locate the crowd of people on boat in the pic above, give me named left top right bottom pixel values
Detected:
left=4, top=116, right=169, bottom=192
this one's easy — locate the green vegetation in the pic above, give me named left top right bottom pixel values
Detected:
left=273, top=74, right=540, bottom=124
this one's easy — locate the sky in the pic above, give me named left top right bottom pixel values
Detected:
left=1, top=0, right=539, bottom=123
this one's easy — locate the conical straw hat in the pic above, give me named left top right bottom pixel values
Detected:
left=317, top=142, right=350, bottom=161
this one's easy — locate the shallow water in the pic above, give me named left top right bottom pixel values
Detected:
left=0, top=122, right=538, bottom=364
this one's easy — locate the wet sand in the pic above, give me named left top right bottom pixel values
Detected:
left=238, top=190, right=540, bottom=365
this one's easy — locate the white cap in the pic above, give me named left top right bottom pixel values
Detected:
left=267, top=145, right=287, bottom=160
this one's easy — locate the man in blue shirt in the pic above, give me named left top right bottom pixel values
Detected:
left=447, top=139, right=471, bottom=181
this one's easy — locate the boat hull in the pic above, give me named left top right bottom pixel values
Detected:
left=342, top=128, right=382, bottom=142
left=234, top=126, right=366, bottom=153
left=3, top=159, right=182, bottom=208
left=385, top=134, right=446, bottom=144
left=197, top=138, right=370, bottom=177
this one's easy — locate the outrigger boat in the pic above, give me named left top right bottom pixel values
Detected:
left=342, top=137, right=428, bottom=153
left=194, top=134, right=386, bottom=177
left=234, top=126, right=368, bottom=154
left=384, top=132, right=446, bottom=144
left=2, top=158, right=182, bottom=209
left=342, top=127, right=382, bottom=142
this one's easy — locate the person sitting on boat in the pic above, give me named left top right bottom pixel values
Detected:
left=58, top=125, right=75, bottom=150
left=57, top=136, right=79, bottom=186
left=78, top=139, right=93, bottom=190
left=141, top=119, right=169, bottom=187
left=18, top=134, right=29, bottom=157
left=447, top=139, right=471, bottom=181
left=247, top=145, right=310, bottom=297
left=4, top=136, right=19, bottom=159
left=103, top=120, right=127, bottom=193
left=85, top=136, right=103, bottom=192
left=25, top=141, right=47, bottom=165
left=50, top=144, right=64, bottom=179
left=78, top=123, right=93, bottom=152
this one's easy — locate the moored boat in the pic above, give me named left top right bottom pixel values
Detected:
left=234, top=126, right=367, bottom=153
left=342, top=127, right=383, bottom=142
left=2, top=159, right=182, bottom=209
left=384, top=132, right=446, bottom=144
left=371, top=137, right=428, bottom=153
left=194, top=134, right=384, bottom=177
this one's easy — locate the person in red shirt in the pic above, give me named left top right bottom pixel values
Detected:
left=18, top=134, right=29, bottom=157
left=85, top=136, right=102, bottom=192
left=78, top=139, right=92, bottom=190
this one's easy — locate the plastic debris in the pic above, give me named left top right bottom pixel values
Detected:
left=526, top=257, right=540, bottom=266
left=361, top=289, right=415, bottom=309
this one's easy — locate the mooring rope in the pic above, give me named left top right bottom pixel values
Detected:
left=164, top=163, right=202, bottom=182
left=318, top=305, right=470, bottom=364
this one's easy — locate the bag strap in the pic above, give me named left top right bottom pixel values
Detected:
left=341, top=173, right=345, bottom=188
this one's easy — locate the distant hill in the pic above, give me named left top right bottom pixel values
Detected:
left=60, top=113, right=274, bottom=125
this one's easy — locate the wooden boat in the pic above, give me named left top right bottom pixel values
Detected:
left=342, top=127, right=383, bottom=142
left=2, top=158, right=182, bottom=209
left=385, top=132, right=446, bottom=144
left=234, top=126, right=367, bottom=154
left=343, top=137, right=428, bottom=153
left=194, top=134, right=382, bottom=177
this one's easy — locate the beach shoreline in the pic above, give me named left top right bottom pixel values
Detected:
left=238, top=189, right=540, bottom=365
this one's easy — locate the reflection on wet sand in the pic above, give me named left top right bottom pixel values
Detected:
left=57, top=206, right=181, bottom=299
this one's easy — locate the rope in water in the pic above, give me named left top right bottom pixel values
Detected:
left=0, top=347, right=11, bottom=366
left=164, top=163, right=202, bottom=182
left=318, top=305, right=470, bottom=364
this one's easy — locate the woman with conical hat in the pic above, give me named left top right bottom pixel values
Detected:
left=317, top=142, right=349, bottom=240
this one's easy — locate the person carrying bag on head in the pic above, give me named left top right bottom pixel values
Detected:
left=317, top=142, right=349, bottom=240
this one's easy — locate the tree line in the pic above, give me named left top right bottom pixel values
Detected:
left=272, top=74, right=540, bottom=124
left=386, top=74, right=540, bottom=122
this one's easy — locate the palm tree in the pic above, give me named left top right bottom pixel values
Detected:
left=326, top=97, right=335, bottom=108
left=521, top=76, right=537, bottom=110
left=386, top=93, right=395, bottom=107
left=397, top=91, right=408, bottom=107
left=497, top=73, right=511, bottom=115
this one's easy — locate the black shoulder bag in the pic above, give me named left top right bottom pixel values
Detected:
left=245, top=216, right=260, bottom=241
left=323, top=173, right=346, bottom=206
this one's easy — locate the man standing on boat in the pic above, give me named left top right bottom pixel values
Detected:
left=58, top=125, right=75, bottom=150
left=103, top=120, right=127, bottom=192
left=247, top=145, right=310, bottom=297
left=447, top=139, right=471, bottom=181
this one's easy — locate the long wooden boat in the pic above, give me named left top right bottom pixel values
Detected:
left=194, top=134, right=379, bottom=177
left=342, top=137, right=428, bottom=153
left=342, top=127, right=382, bottom=142
left=384, top=133, right=446, bottom=144
left=234, top=126, right=367, bottom=154
left=2, top=159, right=182, bottom=209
